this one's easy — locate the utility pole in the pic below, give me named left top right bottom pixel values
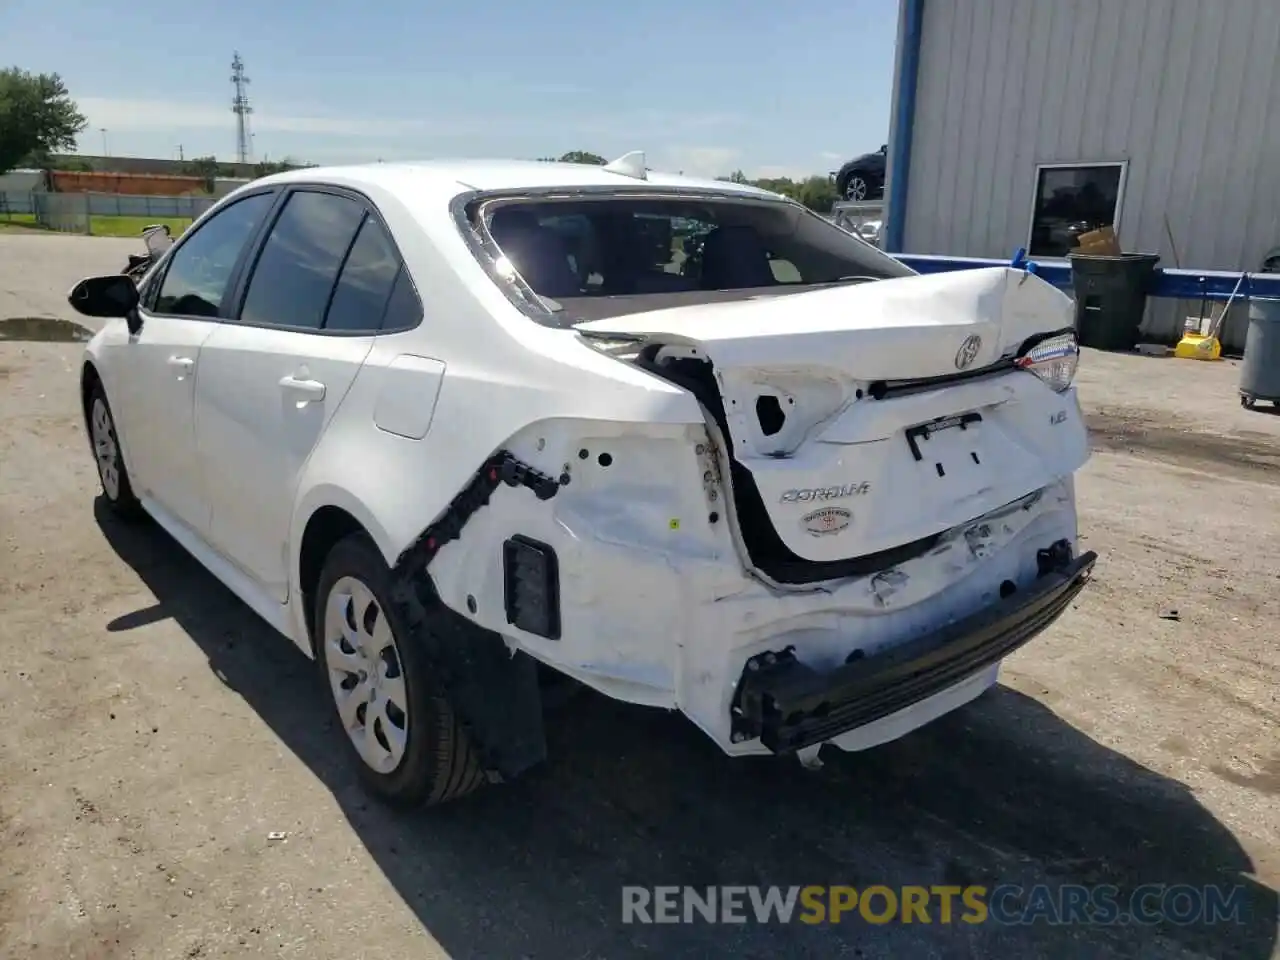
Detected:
left=177, top=144, right=184, bottom=162
left=100, top=128, right=109, bottom=156
left=231, top=52, right=254, bottom=164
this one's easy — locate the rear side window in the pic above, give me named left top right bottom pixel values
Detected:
left=379, top=267, right=424, bottom=331
left=240, top=190, right=365, bottom=330
left=323, top=216, right=403, bottom=332
left=154, top=192, right=274, bottom=317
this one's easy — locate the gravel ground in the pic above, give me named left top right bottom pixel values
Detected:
left=0, top=233, right=1277, bottom=959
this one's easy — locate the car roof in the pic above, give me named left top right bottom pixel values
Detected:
left=254, top=158, right=785, bottom=202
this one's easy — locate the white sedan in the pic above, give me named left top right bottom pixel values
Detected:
left=69, top=153, right=1096, bottom=807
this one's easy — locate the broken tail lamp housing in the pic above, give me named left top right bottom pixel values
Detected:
left=1015, top=332, right=1078, bottom=392
left=503, top=535, right=561, bottom=640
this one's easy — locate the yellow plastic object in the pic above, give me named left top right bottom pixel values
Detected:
left=1174, top=333, right=1222, bottom=361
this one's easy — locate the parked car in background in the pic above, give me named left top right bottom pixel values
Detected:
left=857, top=218, right=883, bottom=246
left=834, top=144, right=888, bottom=202
left=69, top=154, right=1095, bottom=809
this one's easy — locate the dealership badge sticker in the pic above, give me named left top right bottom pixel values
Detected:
left=803, top=507, right=852, bottom=536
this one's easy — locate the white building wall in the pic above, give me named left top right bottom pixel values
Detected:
left=901, top=0, right=1280, bottom=346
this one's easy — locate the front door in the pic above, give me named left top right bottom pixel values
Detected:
left=114, top=189, right=278, bottom=536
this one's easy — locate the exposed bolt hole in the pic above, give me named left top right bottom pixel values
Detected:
left=709, top=511, right=719, bottom=524
left=597, top=452, right=613, bottom=467
left=855, top=388, right=864, bottom=399
left=466, top=594, right=477, bottom=613
left=935, top=462, right=946, bottom=477
left=578, top=448, right=589, bottom=459
left=756, top=395, right=786, bottom=436
left=971, top=452, right=981, bottom=464
left=558, top=472, right=571, bottom=485
left=999, top=580, right=1017, bottom=599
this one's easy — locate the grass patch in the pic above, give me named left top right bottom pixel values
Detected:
left=0, top=213, right=193, bottom=237
left=0, top=213, right=42, bottom=231
left=89, top=215, right=192, bottom=238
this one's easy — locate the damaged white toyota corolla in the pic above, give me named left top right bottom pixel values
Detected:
left=68, top=153, right=1095, bottom=807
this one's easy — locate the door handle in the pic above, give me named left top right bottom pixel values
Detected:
left=167, top=355, right=195, bottom=376
left=278, top=374, right=326, bottom=400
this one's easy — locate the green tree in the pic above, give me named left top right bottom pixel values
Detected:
left=46, top=156, right=92, bottom=172
left=253, top=157, right=312, bottom=178
left=794, top=174, right=838, bottom=214
left=716, top=170, right=839, bottom=214
left=0, top=68, right=87, bottom=174
left=557, top=150, right=607, bottom=165
left=184, top=155, right=221, bottom=193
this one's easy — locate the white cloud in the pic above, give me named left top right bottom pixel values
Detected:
left=74, top=97, right=824, bottom=181
left=76, top=96, right=491, bottom=139
left=655, top=146, right=741, bottom=177
left=752, top=164, right=817, bottom=181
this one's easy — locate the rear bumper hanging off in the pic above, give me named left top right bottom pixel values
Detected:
left=729, top=544, right=1098, bottom=754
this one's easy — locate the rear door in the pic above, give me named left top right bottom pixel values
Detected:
left=193, top=187, right=407, bottom=601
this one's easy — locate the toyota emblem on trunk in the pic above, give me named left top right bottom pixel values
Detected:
left=955, top=334, right=982, bottom=370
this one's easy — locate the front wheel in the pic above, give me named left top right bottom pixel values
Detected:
left=88, top=382, right=144, bottom=521
left=315, top=533, right=486, bottom=807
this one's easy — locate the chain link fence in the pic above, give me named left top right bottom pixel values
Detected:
left=1, top=191, right=217, bottom=234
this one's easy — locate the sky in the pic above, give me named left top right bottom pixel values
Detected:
left=3, top=0, right=898, bottom=180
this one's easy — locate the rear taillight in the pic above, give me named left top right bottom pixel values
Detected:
left=1015, top=332, right=1078, bottom=392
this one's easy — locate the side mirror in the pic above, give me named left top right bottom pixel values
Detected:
left=880, top=144, right=888, bottom=154
left=67, top=274, right=140, bottom=319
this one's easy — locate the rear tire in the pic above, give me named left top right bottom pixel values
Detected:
left=314, top=533, right=486, bottom=807
left=87, top=382, right=145, bottom=521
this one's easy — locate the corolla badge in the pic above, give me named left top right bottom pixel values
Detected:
left=802, top=507, right=852, bottom=536
left=954, top=334, right=982, bottom=370
left=780, top=482, right=870, bottom=503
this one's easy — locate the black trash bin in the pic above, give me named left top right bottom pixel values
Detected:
left=1067, top=252, right=1161, bottom=351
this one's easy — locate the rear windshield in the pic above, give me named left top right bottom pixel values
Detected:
left=470, top=194, right=914, bottom=324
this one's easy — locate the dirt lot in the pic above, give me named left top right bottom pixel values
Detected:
left=1, top=233, right=1277, bottom=959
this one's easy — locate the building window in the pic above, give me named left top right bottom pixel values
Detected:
left=1028, top=162, right=1127, bottom=258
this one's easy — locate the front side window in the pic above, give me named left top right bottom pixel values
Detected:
left=1028, top=163, right=1125, bottom=258
left=474, top=194, right=914, bottom=325
left=239, top=190, right=365, bottom=330
left=153, top=191, right=275, bottom=318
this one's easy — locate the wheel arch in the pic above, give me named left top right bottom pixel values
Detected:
left=294, top=494, right=395, bottom=655
left=293, top=489, right=550, bottom=784
left=79, top=360, right=102, bottom=433
left=80, top=358, right=136, bottom=473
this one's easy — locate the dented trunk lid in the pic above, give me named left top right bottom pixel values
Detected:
left=577, top=267, right=1089, bottom=566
